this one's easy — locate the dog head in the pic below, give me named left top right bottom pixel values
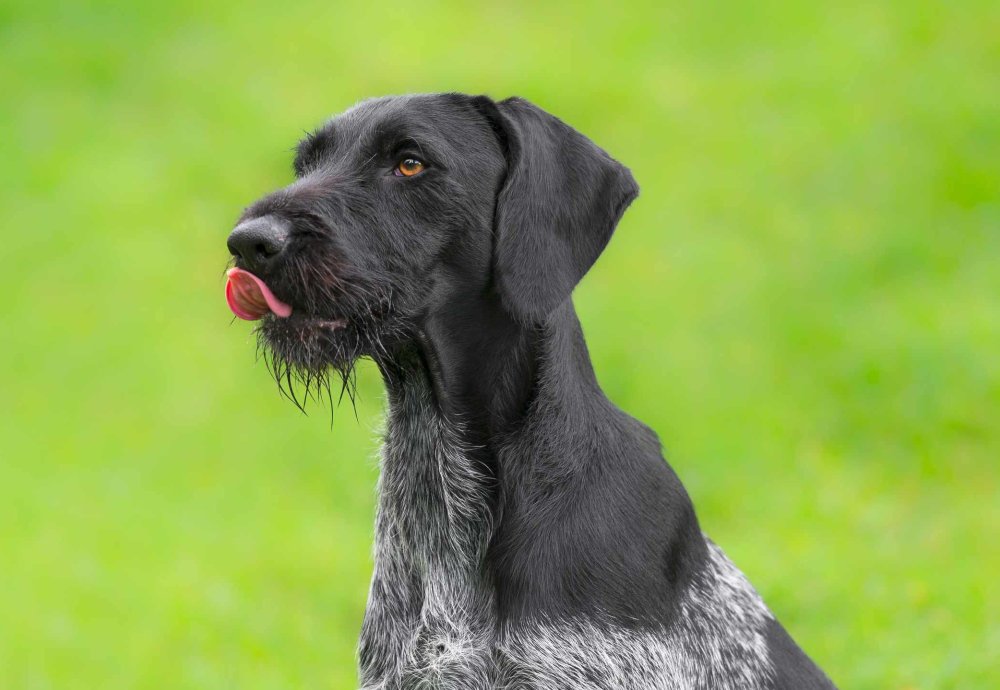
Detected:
left=225, top=93, right=637, bottom=396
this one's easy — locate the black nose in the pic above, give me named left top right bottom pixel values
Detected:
left=227, top=215, right=290, bottom=274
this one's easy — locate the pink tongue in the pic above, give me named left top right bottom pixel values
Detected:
left=225, top=268, right=293, bottom=320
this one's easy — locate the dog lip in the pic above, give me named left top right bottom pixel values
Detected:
left=312, top=318, right=348, bottom=329
left=276, top=312, right=350, bottom=330
left=225, top=267, right=293, bottom=320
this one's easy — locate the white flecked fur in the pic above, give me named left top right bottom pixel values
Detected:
left=359, top=379, right=496, bottom=688
left=496, top=542, right=773, bottom=689
left=358, top=378, right=774, bottom=689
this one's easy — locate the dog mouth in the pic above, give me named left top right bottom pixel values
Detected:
left=225, top=267, right=350, bottom=328
left=225, top=267, right=294, bottom=320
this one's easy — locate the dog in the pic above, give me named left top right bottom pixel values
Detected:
left=224, top=93, right=837, bottom=689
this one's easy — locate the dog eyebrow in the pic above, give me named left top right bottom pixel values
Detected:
left=294, top=127, right=337, bottom=174
left=369, top=116, right=433, bottom=154
left=391, top=136, right=428, bottom=158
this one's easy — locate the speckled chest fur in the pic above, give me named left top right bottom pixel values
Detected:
left=356, top=376, right=775, bottom=690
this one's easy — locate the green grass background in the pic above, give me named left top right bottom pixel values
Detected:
left=1, top=1, right=997, bottom=688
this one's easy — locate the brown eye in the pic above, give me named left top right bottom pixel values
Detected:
left=395, top=158, right=425, bottom=177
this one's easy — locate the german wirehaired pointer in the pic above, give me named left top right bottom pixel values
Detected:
left=224, top=93, right=837, bottom=688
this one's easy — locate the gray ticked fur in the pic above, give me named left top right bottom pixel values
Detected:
left=357, top=374, right=775, bottom=690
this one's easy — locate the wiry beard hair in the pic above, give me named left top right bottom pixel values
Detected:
left=247, top=235, right=414, bottom=416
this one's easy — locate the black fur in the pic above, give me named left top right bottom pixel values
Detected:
left=227, top=93, right=836, bottom=688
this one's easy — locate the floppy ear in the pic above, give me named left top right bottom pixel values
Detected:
left=482, top=96, right=639, bottom=323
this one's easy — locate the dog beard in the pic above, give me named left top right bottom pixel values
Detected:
left=256, top=315, right=364, bottom=412
left=239, top=248, right=406, bottom=413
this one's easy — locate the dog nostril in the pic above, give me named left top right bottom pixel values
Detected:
left=227, top=215, right=290, bottom=268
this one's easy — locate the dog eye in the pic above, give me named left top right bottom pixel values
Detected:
left=394, top=158, right=425, bottom=177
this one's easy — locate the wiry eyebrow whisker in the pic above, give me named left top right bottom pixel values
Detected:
left=393, top=137, right=427, bottom=158
left=294, top=127, right=339, bottom=174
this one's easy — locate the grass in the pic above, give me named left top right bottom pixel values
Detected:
left=1, top=1, right=997, bottom=688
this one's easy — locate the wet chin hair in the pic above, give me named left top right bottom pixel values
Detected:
left=256, top=316, right=365, bottom=412
left=251, top=247, right=410, bottom=414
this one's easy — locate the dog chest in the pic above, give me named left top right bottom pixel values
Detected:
left=358, top=384, right=498, bottom=686
left=357, top=385, right=777, bottom=689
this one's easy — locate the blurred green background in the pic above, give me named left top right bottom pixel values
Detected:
left=1, top=1, right=997, bottom=688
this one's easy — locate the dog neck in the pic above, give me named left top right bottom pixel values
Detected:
left=371, top=296, right=606, bottom=565
left=378, top=296, right=601, bottom=447
left=370, top=297, right=608, bottom=584
left=360, top=298, right=605, bottom=682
